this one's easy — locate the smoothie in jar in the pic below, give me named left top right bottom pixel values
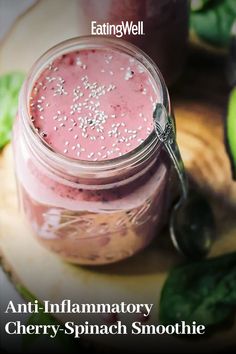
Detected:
left=13, top=37, right=173, bottom=265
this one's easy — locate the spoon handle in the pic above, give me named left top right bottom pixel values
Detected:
left=153, top=103, right=188, bottom=200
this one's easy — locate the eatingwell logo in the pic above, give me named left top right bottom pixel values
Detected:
left=91, top=21, right=145, bottom=38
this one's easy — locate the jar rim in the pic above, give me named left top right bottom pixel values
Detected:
left=19, top=36, right=171, bottom=176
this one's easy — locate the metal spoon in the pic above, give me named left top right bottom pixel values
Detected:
left=153, top=103, right=215, bottom=258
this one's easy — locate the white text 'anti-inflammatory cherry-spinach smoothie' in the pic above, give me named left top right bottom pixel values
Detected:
left=14, top=38, right=172, bottom=265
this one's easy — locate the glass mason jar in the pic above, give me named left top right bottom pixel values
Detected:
left=81, top=0, right=189, bottom=85
left=13, top=37, right=176, bottom=265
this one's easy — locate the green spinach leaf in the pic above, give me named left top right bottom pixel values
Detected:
left=0, top=72, right=25, bottom=149
left=191, top=0, right=213, bottom=12
left=159, top=252, right=236, bottom=326
left=191, top=0, right=236, bottom=47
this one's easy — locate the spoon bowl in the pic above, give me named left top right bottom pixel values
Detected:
left=170, top=188, right=215, bottom=259
left=153, top=103, right=215, bottom=258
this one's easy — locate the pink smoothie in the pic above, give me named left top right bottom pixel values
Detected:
left=30, top=49, right=158, bottom=160
left=14, top=43, right=171, bottom=265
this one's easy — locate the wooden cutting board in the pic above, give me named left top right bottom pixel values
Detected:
left=1, top=1, right=236, bottom=352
